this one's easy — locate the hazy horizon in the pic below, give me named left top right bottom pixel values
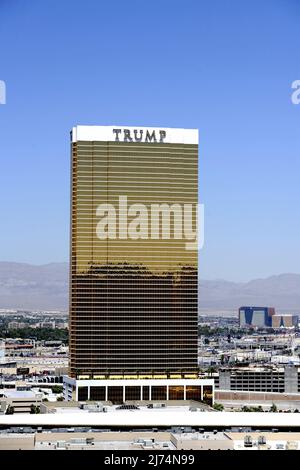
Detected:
left=0, top=262, right=300, bottom=312
left=1, top=259, right=300, bottom=284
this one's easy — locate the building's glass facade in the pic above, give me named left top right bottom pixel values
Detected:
left=239, top=306, right=275, bottom=328
left=70, top=127, right=198, bottom=378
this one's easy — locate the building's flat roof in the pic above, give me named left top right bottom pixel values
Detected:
left=2, top=391, right=37, bottom=399
left=220, top=400, right=300, bottom=409
left=227, top=431, right=300, bottom=441
left=64, top=377, right=214, bottom=387
left=0, top=411, right=300, bottom=428
left=179, top=431, right=229, bottom=441
left=54, top=405, right=193, bottom=414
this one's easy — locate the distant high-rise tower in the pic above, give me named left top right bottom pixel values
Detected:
left=239, top=306, right=275, bottom=328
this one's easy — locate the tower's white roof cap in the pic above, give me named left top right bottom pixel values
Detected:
left=71, top=125, right=198, bottom=145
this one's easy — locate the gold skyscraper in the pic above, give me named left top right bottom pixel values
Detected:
left=65, top=126, right=213, bottom=405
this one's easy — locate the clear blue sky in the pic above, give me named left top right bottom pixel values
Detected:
left=0, top=0, right=299, bottom=281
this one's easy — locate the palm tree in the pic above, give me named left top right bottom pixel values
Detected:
left=207, top=366, right=216, bottom=377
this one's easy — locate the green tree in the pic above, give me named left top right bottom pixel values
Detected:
left=269, top=403, right=277, bottom=413
left=207, top=366, right=216, bottom=376
left=241, top=406, right=251, bottom=412
left=0, top=326, right=69, bottom=344
left=30, top=404, right=40, bottom=414
left=6, top=405, right=14, bottom=415
left=52, top=385, right=63, bottom=394
left=213, top=402, right=224, bottom=411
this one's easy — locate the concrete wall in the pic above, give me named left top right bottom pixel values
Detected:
left=0, top=435, right=35, bottom=450
left=219, top=370, right=231, bottom=390
left=284, top=366, right=298, bottom=393
left=170, top=434, right=233, bottom=450
left=216, top=390, right=300, bottom=401
left=35, top=431, right=170, bottom=443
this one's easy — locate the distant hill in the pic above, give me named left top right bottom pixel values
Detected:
left=0, top=262, right=299, bottom=313
left=200, top=274, right=300, bottom=312
left=0, top=262, right=68, bottom=310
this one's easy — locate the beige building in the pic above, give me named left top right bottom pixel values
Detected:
left=0, top=390, right=42, bottom=413
left=272, top=315, right=298, bottom=328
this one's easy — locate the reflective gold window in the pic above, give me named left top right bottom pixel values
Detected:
left=70, top=138, right=198, bottom=378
